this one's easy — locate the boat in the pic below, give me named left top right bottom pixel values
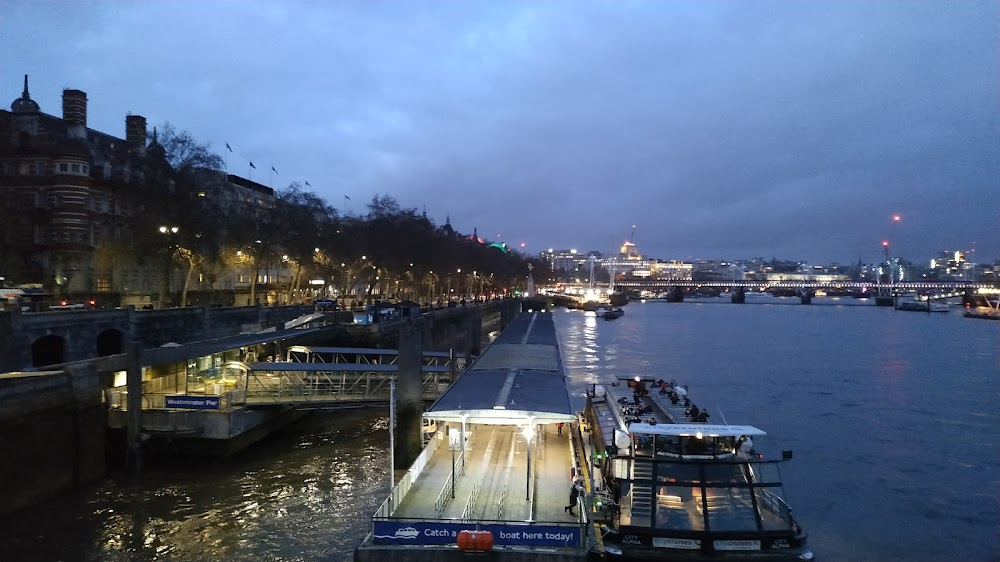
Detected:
left=604, top=308, right=625, bottom=320
left=896, top=294, right=949, bottom=313
left=580, top=377, right=812, bottom=560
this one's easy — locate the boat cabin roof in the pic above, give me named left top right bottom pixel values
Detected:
left=628, top=422, right=767, bottom=437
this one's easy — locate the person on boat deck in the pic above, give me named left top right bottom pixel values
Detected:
left=565, top=478, right=585, bottom=516
left=688, top=405, right=701, bottom=420
left=696, top=410, right=709, bottom=423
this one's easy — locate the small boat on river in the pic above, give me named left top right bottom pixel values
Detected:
left=580, top=377, right=812, bottom=560
left=603, top=308, right=625, bottom=320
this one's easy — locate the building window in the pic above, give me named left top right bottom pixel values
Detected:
left=59, top=163, right=69, bottom=173
left=71, top=163, right=81, bottom=173
left=104, top=164, right=111, bottom=180
left=82, top=164, right=89, bottom=175
left=97, top=278, right=111, bottom=292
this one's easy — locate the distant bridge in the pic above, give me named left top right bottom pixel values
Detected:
left=613, top=280, right=995, bottom=291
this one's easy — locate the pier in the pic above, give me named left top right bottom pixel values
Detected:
left=355, top=311, right=591, bottom=562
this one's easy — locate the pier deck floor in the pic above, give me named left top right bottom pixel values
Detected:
left=393, top=422, right=579, bottom=523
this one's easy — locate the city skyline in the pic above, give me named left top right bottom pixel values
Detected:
left=3, top=1, right=997, bottom=263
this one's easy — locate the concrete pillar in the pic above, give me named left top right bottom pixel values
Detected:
left=468, top=308, right=482, bottom=356
left=64, top=362, right=105, bottom=486
left=125, top=341, right=143, bottom=473
left=731, top=288, right=746, bottom=304
left=395, top=321, right=423, bottom=469
left=447, top=323, right=458, bottom=382
left=799, top=290, right=813, bottom=305
left=668, top=286, right=684, bottom=302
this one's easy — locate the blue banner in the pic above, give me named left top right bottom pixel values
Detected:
left=372, top=520, right=581, bottom=547
left=164, top=395, right=221, bottom=409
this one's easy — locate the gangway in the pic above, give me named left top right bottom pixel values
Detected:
left=223, top=360, right=457, bottom=407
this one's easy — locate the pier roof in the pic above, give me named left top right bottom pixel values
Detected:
left=424, top=312, right=576, bottom=425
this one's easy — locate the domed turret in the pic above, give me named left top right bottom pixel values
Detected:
left=11, top=75, right=40, bottom=114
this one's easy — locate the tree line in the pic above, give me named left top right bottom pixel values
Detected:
left=109, top=124, right=544, bottom=307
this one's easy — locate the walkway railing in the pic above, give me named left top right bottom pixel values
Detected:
left=462, top=428, right=498, bottom=521
left=434, top=442, right=469, bottom=516
left=374, top=432, right=442, bottom=518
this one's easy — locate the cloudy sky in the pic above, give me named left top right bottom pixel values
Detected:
left=4, top=1, right=997, bottom=264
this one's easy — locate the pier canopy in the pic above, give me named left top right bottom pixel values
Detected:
left=424, top=312, right=576, bottom=425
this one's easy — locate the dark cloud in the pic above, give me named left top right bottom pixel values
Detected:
left=4, top=0, right=997, bottom=263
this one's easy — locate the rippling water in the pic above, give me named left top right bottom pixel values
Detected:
left=0, top=409, right=391, bottom=562
left=557, top=298, right=1000, bottom=562
left=2, top=299, right=997, bottom=562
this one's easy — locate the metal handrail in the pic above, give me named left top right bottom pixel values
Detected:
left=461, top=428, right=498, bottom=520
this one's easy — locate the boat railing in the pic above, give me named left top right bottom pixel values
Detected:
left=758, top=488, right=795, bottom=527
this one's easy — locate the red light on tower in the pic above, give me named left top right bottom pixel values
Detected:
left=892, top=215, right=901, bottom=222
left=882, top=240, right=889, bottom=247
left=520, top=242, right=525, bottom=248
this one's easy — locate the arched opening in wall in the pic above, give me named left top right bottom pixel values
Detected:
left=32, top=335, right=65, bottom=368
left=96, top=329, right=125, bottom=357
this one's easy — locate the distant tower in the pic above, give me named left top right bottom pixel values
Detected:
left=10, top=74, right=41, bottom=147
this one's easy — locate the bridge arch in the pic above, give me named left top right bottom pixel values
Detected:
left=31, top=335, right=66, bottom=368
left=96, top=329, right=125, bottom=357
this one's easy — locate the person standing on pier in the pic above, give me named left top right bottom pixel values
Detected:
left=565, top=477, right=585, bottom=516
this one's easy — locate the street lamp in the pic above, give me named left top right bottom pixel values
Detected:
left=523, top=423, right=536, bottom=500
left=158, top=225, right=179, bottom=308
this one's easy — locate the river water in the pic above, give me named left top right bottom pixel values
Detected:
left=1, top=298, right=997, bottom=562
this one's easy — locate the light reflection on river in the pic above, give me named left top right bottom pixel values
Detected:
left=557, top=298, right=999, bottom=562
left=1, top=298, right=997, bottom=562
left=0, top=409, right=390, bottom=562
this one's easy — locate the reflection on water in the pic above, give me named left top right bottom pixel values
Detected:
left=0, top=409, right=391, bottom=562
left=1, top=302, right=996, bottom=562
left=556, top=301, right=999, bottom=562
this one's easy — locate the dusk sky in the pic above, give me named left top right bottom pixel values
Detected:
left=3, top=1, right=998, bottom=264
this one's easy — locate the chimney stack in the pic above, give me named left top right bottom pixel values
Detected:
left=126, top=115, right=147, bottom=156
left=62, top=89, right=88, bottom=139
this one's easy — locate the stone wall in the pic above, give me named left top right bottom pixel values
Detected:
left=0, top=363, right=107, bottom=517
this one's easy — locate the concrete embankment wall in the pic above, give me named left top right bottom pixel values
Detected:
left=0, top=363, right=106, bottom=518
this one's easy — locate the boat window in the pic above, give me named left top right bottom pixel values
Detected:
left=703, top=487, right=760, bottom=532
left=747, top=462, right=783, bottom=485
left=681, top=436, right=711, bottom=455
left=654, top=434, right=681, bottom=455
left=634, top=433, right=654, bottom=457
left=656, top=462, right=700, bottom=484
left=703, top=463, right=745, bottom=484
left=655, top=484, right=704, bottom=531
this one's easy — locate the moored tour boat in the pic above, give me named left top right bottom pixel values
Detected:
left=579, top=378, right=812, bottom=560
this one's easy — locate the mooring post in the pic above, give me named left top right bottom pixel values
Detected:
left=395, top=320, right=424, bottom=469
left=447, top=322, right=458, bottom=382
left=125, top=341, right=143, bottom=474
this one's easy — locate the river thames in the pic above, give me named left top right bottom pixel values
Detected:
left=1, top=297, right=997, bottom=562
